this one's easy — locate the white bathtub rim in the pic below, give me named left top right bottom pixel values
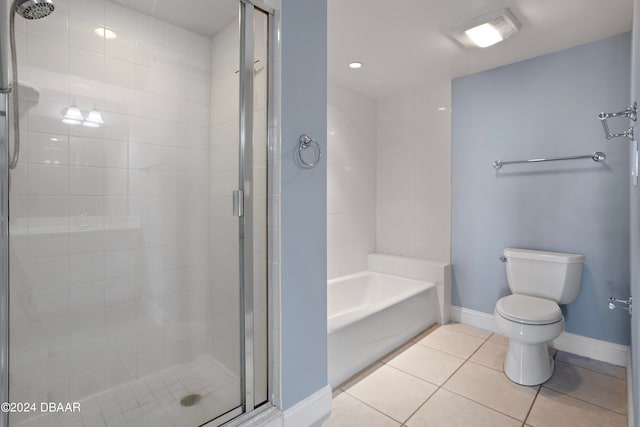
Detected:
left=327, top=271, right=435, bottom=334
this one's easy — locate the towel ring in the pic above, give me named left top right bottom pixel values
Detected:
left=298, top=134, right=322, bottom=168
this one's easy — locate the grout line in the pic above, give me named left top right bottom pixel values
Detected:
left=539, top=384, right=628, bottom=416
left=338, top=391, right=407, bottom=425
left=336, top=324, right=447, bottom=424
left=398, top=324, right=493, bottom=425
left=552, top=357, right=627, bottom=381
left=438, top=388, right=525, bottom=424
left=522, top=385, right=541, bottom=426
left=406, top=327, right=544, bottom=424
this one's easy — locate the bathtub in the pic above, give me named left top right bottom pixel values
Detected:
left=328, top=271, right=438, bottom=387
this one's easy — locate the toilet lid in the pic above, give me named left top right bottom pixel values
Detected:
left=496, top=294, right=562, bottom=325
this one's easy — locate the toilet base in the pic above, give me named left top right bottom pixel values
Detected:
left=504, top=341, right=554, bottom=386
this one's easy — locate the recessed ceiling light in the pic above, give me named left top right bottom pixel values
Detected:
left=348, top=62, right=363, bottom=69
left=49, top=137, right=60, bottom=142
left=94, top=27, right=117, bottom=39
left=452, top=8, right=520, bottom=49
left=437, top=107, right=447, bottom=111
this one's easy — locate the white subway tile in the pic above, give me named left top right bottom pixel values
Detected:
left=69, top=166, right=104, bottom=195
left=29, top=164, right=68, bottom=195
left=69, top=281, right=105, bottom=313
left=103, top=140, right=128, bottom=168
left=69, top=136, right=104, bottom=167
left=69, top=17, right=105, bottom=54
left=69, top=253, right=105, bottom=284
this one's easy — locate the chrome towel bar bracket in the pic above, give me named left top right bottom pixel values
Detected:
left=598, top=102, right=637, bottom=141
left=297, top=134, right=322, bottom=168
left=492, top=152, right=606, bottom=170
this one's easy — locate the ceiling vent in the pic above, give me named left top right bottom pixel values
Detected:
left=452, top=8, right=521, bottom=48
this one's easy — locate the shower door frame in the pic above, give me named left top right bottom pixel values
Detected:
left=238, top=0, right=280, bottom=419
left=0, top=0, right=281, bottom=426
left=0, top=92, right=8, bottom=427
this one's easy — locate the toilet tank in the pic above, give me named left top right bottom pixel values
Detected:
left=504, top=248, right=585, bottom=304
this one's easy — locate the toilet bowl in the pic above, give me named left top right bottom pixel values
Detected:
left=494, top=294, right=564, bottom=385
left=493, top=248, right=584, bottom=386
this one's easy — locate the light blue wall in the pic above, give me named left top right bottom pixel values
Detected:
left=279, top=0, right=328, bottom=410
left=452, top=33, right=631, bottom=345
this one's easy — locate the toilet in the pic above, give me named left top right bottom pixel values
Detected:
left=494, top=248, right=584, bottom=386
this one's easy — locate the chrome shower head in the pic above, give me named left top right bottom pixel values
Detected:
left=15, top=0, right=54, bottom=20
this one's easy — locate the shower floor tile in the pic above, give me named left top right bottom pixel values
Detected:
left=324, top=323, right=628, bottom=427
left=16, top=355, right=240, bottom=427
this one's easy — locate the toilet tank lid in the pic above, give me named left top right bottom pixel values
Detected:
left=504, top=248, right=584, bottom=264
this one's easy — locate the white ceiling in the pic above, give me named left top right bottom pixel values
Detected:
left=110, top=0, right=238, bottom=37
left=328, top=0, right=634, bottom=99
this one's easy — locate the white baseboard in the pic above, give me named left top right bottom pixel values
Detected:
left=283, top=385, right=332, bottom=427
left=450, top=305, right=629, bottom=367
left=450, top=305, right=499, bottom=333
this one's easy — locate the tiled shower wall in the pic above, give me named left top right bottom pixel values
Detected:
left=327, top=82, right=376, bottom=280
left=375, top=82, right=451, bottom=263
left=9, top=0, right=216, bottom=408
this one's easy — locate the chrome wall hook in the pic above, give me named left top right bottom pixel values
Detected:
left=297, top=134, right=322, bottom=168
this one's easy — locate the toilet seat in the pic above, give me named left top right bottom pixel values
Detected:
left=496, top=294, right=562, bottom=325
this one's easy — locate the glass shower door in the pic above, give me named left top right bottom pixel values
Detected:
left=1, top=0, right=271, bottom=425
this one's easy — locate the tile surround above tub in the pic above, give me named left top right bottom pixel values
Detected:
left=367, top=253, right=451, bottom=324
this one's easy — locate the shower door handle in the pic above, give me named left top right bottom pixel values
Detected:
left=233, top=190, right=244, bottom=217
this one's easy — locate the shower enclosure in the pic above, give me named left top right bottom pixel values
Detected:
left=0, top=0, right=274, bottom=425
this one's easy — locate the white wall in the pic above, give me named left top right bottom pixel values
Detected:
left=375, top=81, right=451, bottom=263
left=327, top=82, right=376, bottom=279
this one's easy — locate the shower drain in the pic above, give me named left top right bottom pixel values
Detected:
left=180, top=394, right=202, bottom=407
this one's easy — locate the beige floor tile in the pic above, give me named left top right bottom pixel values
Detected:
left=338, top=363, right=384, bottom=391
left=343, top=365, right=437, bottom=423
left=406, top=388, right=521, bottom=427
left=441, top=322, right=493, bottom=339
left=416, top=328, right=485, bottom=359
left=380, top=340, right=418, bottom=364
left=444, top=361, right=538, bottom=421
left=555, top=351, right=626, bottom=380
left=469, top=341, right=506, bottom=371
left=386, top=343, right=465, bottom=386
left=322, top=392, right=400, bottom=427
left=544, top=361, right=627, bottom=414
left=410, top=324, right=440, bottom=343
left=527, top=388, right=627, bottom=427
left=488, top=333, right=509, bottom=346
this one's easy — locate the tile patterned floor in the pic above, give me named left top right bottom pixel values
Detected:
left=323, top=323, right=628, bottom=427
left=17, top=355, right=239, bottom=427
